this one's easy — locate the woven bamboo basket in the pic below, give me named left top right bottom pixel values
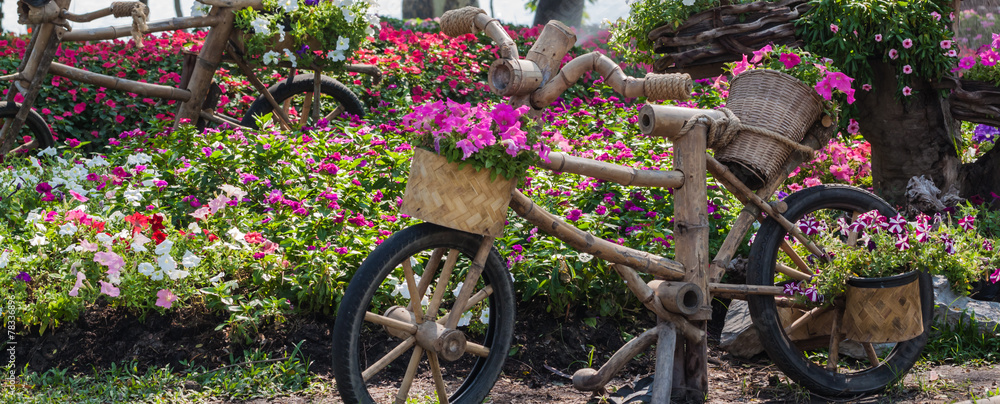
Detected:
left=714, top=69, right=823, bottom=190
left=842, top=270, right=924, bottom=343
left=400, top=148, right=517, bottom=238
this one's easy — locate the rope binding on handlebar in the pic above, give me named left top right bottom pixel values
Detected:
left=111, top=1, right=149, bottom=47
left=678, top=108, right=815, bottom=154
left=440, top=7, right=487, bottom=38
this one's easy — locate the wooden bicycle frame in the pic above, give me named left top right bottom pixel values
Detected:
left=436, top=11, right=842, bottom=401
left=0, top=0, right=379, bottom=154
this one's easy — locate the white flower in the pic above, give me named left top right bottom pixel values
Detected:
left=328, top=50, right=346, bottom=62
left=209, top=272, right=225, bottom=284
left=336, top=36, right=350, bottom=51
left=187, top=221, right=202, bottom=234
left=127, top=153, right=152, bottom=165
left=86, top=155, right=110, bottom=168
left=137, top=262, right=156, bottom=277
left=283, top=48, right=297, bottom=68
left=26, top=211, right=43, bottom=224
left=38, top=147, right=57, bottom=157
left=62, top=244, right=77, bottom=253
left=59, top=222, right=78, bottom=236
left=167, top=269, right=190, bottom=280
left=96, top=233, right=113, bottom=247
left=250, top=17, right=271, bottom=35
left=219, top=184, right=247, bottom=199
left=29, top=234, right=49, bottom=246
left=131, top=233, right=151, bottom=253
left=107, top=271, right=122, bottom=285
left=227, top=227, right=247, bottom=244
left=279, top=0, right=298, bottom=13
left=263, top=50, right=281, bottom=65
left=343, top=8, right=356, bottom=23
left=107, top=211, right=125, bottom=222
left=190, top=2, right=210, bottom=17
left=0, top=251, right=10, bottom=269
left=452, top=281, right=464, bottom=298
left=457, top=311, right=473, bottom=327
left=479, top=307, right=491, bottom=324
left=682, top=0, right=696, bottom=5
left=155, top=239, right=174, bottom=256
left=578, top=253, right=593, bottom=263
left=181, top=250, right=202, bottom=269
left=157, top=254, right=177, bottom=272
left=123, top=188, right=144, bottom=203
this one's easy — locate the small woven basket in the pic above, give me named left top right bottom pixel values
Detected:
left=400, top=148, right=517, bottom=237
left=714, top=69, right=824, bottom=190
left=842, top=271, right=924, bottom=343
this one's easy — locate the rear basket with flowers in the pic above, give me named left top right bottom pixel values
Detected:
left=233, top=0, right=379, bottom=69
left=399, top=101, right=553, bottom=237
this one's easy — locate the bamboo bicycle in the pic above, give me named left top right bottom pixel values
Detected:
left=0, top=0, right=380, bottom=157
left=330, top=7, right=932, bottom=403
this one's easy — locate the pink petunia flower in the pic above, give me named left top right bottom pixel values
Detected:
left=847, top=119, right=861, bottom=134
left=958, top=56, right=976, bottom=70
left=751, top=44, right=772, bottom=64
left=902, top=86, right=912, bottom=96
left=99, top=280, right=120, bottom=297
left=830, top=24, right=839, bottom=33
left=888, top=49, right=899, bottom=59
left=155, top=289, right=179, bottom=309
left=947, top=49, right=958, bottom=57
left=903, top=65, right=913, bottom=74
left=902, top=38, right=913, bottom=49
left=981, top=50, right=998, bottom=67
left=94, top=251, right=125, bottom=273
left=940, top=39, right=952, bottom=49
left=779, top=53, right=801, bottom=69
left=930, top=11, right=941, bottom=21
left=875, top=34, right=883, bottom=42
left=68, top=271, right=86, bottom=297
left=862, top=83, right=872, bottom=91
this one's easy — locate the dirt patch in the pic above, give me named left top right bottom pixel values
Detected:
left=10, top=299, right=1000, bottom=403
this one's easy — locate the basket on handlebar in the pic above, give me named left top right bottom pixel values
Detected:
left=714, top=69, right=823, bottom=190
left=400, top=148, right=517, bottom=238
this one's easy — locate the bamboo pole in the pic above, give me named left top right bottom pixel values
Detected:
left=674, top=118, right=710, bottom=400
left=572, top=326, right=659, bottom=391
left=511, top=191, right=686, bottom=280
left=415, top=249, right=447, bottom=299
left=198, top=0, right=264, bottom=7
left=365, top=312, right=417, bottom=335
left=638, top=104, right=727, bottom=140
left=49, top=62, right=192, bottom=101
left=175, top=8, right=234, bottom=126
left=465, top=341, right=489, bottom=358
left=863, top=342, right=880, bottom=366
left=779, top=240, right=815, bottom=275
left=538, top=152, right=685, bottom=188
left=507, top=20, right=574, bottom=108
left=402, top=258, right=425, bottom=323
left=1, top=27, right=59, bottom=156
left=708, top=283, right=784, bottom=296
left=425, top=250, right=460, bottom=323
left=62, top=8, right=114, bottom=23
left=444, top=236, right=494, bottom=330
left=198, top=111, right=247, bottom=128
left=614, top=265, right=704, bottom=342
left=20, top=23, right=55, bottom=86
left=61, top=15, right=222, bottom=42
left=827, top=308, right=842, bottom=372
left=776, top=262, right=813, bottom=282
left=310, top=73, right=322, bottom=123
left=363, top=337, right=416, bottom=381
left=783, top=306, right=830, bottom=337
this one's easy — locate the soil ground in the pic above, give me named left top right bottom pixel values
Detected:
left=12, top=299, right=1000, bottom=403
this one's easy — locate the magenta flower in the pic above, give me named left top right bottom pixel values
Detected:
left=455, top=138, right=478, bottom=159
left=751, top=44, right=772, bottom=64
left=886, top=215, right=906, bottom=234
left=902, top=38, right=913, bottom=49
left=981, top=50, right=998, bottom=67
left=941, top=234, right=955, bottom=254
left=155, top=289, right=179, bottom=308
left=902, top=65, right=912, bottom=74
left=566, top=209, right=582, bottom=222
left=779, top=53, right=801, bottom=69
left=830, top=24, right=839, bottom=33
left=958, top=56, right=976, bottom=70
left=783, top=282, right=801, bottom=296
left=802, top=286, right=821, bottom=302
left=862, top=84, right=872, bottom=91
left=895, top=234, right=910, bottom=251
left=958, top=215, right=975, bottom=231
left=984, top=239, right=994, bottom=252
left=798, top=217, right=821, bottom=236
left=847, top=119, right=860, bottom=134
left=814, top=77, right=835, bottom=101
left=930, top=11, right=941, bottom=21
left=730, top=54, right=751, bottom=76
left=913, top=228, right=929, bottom=243
left=991, top=268, right=1000, bottom=284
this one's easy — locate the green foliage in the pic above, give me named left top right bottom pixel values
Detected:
left=924, top=312, right=1000, bottom=365
left=796, top=0, right=956, bottom=97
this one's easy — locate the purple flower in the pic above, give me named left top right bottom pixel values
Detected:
left=991, top=268, right=1000, bottom=284
left=566, top=209, right=582, bottom=222
left=14, top=271, right=32, bottom=283
left=973, top=125, right=998, bottom=143
left=35, top=182, right=52, bottom=194
left=886, top=215, right=907, bottom=234
left=304, top=0, right=319, bottom=5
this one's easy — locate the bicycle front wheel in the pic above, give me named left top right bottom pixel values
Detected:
left=747, top=184, right=931, bottom=397
left=240, top=74, right=364, bottom=129
left=332, top=223, right=515, bottom=404
left=0, top=101, right=54, bottom=156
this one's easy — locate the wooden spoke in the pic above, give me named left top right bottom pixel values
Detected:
left=862, top=342, right=880, bottom=366
left=438, top=285, right=493, bottom=325
left=846, top=211, right=861, bottom=246
left=776, top=262, right=813, bottom=282
left=427, top=351, right=450, bottom=404
left=282, top=99, right=292, bottom=117
left=827, top=308, right=842, bottom=372
left=780, top=240, right=814, bottom=275
left=402, top=258, right=425, bottom=321
left=774, top=296, right=814, bottom=310
left=783, top=306, right=831, bottom=337
left=365, top=312, right=417, bottom=335
left=465, top=341, right=490, bottom=358
left=312, top=74, right=322, bottom=123
left=416, top=248, right=447, bottom=298
left=395, top=346, right=424, bottom=404
left=300, top=92, right=314, bottom=124
left=363, top=337, right=416, bottom=381
left=323, top=104, right=345, bottom=121
left=445, top=236, right=494, bottom=330
left=426, top=250, right=461, bottom=320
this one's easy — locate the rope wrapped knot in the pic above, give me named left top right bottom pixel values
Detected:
left=440, top=6, right=486, bottom=37
left=111, top=2, right=149, bottom=47
left=679, top=108, right=815, bottom=154
left=643, top=73, right=693, bottom=101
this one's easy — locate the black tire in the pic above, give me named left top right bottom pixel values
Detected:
left=333, top=223, right=515, bottom=404
left=240, top=73, right=364, bottom=129
left=747, top=184, right=932, bottom=397
left=0, top=101, right=54, bottom=154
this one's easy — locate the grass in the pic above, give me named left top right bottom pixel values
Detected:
left=922, top=308, right=1000, bottom=365
left=0, top=343, right=315, bottom=403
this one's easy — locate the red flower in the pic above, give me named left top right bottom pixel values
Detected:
left=244, top=232, right=265, bottom=244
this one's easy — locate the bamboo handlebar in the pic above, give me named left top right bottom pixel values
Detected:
left=538, top=152, right=685, bottom=188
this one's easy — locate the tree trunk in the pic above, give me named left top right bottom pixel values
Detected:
left=403, top=0, right=479, bottom=19
left=855, top=59, right=962, bottom=207
left=532, top=0, right=584, bottom=28
left=960, top=146, right=1000, bottom=204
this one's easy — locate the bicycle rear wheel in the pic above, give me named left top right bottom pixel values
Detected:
left=332, top=223, right=515, bottom=404
left=747, top=184, right=931, bottom=397
left=240, top=73, right=364, bottom=130
left=0, top=101, right=54, bottom=157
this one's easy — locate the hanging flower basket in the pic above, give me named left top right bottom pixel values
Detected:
left=400, top=148, right=517, bottom=238
left=841, top=270, right=924, bottom=343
